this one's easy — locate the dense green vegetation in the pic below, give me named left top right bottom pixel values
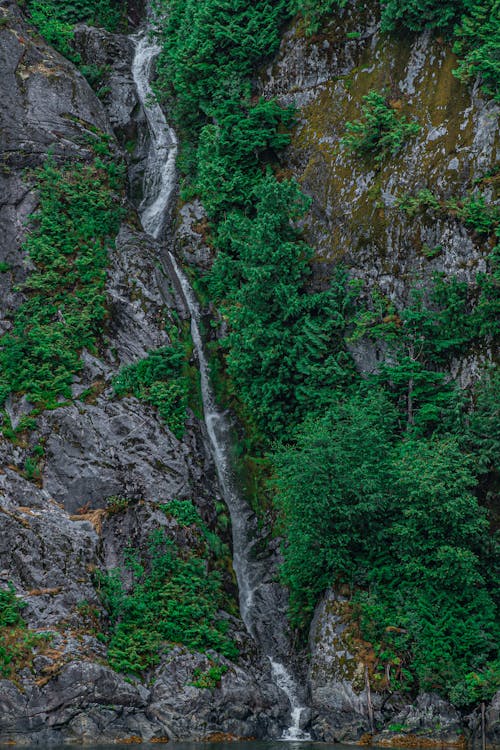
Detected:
left=0, top=137, right=125, bottom=409
left=0, top=585, right=50, bottom=679
left=207, top=176, right=354, bottom=438
left=151, top=0, right=355, bottom=442
left=272, top=186, right=499, bottom=698
left=26, top=0, right=126, bottom=59
left=151, top=0, right=499, bottom=707
left=113, top=327, right=198, bottom=438
left=96, top=517, right=237, bottom=675
left=275, top=392, right=499, bottom=699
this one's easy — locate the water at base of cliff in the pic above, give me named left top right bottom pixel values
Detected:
left=0, top=743, right=410, bottom=750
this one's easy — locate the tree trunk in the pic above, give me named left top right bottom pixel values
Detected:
left=365, top=664, right=375, bottom=733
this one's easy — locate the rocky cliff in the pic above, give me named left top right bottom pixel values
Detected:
left=258, top=6, right=499, bottom=745
left=0, top=0, right=498, bottom=745
left=0, top=1, right=286, bottom=742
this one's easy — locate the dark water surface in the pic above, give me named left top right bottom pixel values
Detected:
left=0, top=743, right=407, bottom=750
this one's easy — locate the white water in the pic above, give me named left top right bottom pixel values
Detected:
left=131, top=33, right=178, bottom=239
left=270, top=660, right=311, bottom=741
left=131, top=30, right=310, bottom=741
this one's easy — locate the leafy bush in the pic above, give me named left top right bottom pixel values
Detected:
left=96, top=530, right=238, bottom=675
left=26, top=0, right=126, bottom=59
left=341, top=91, right=419, bottom=162
left=192, top=662, right=228, bottom=688
left=106, top=495, right=136, bottom=514
left=0, top=585, right=24, bottom=628
left=0, top=138, right=125, bottom=409
left=450, top=659, right=500, bottom=706
left=274, top=395, right=499, bottom=697
left=289, top=0, right=346, bottom=34
left=380, top=0, right=464, bottom=32
left=0, top=584, right=51, bottom=679
left=162, top=498, right=203, bottom=527
left=453, top=1, right=500, bottom=101
left=113, top=333, right=192, bottom=438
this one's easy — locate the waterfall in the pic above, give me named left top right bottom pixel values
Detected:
left=131, top=29, right=310, bottom=741
left=131, top=33, right=177, bottom=239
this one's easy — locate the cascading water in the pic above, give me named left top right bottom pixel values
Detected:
left=131, top=33, right=178, bottom=239
left=131, top=28, right=310, bottom=741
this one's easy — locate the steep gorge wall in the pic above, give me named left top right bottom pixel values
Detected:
left=260, top=2, right=499, bottom=378
left=255, top=4, right=499, bottom=746
left=0, top=0, right=498, bottom=744
left=0, top=2, right=286, bottom=742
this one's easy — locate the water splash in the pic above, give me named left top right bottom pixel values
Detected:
left=131, top=29, right=310, bottom=741
left=270, top=659, right=311, bottom=740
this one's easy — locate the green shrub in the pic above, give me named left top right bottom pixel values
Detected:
left=0, top=138, right=125, bottom=409
left=453, top=0, right=500, bottom=101
left=380, top=0, right=463, bottom=32
left=450, top=659, right=500, bottom=706
left=341, top=91, right=420, bottom=162
left=288, top=0, right=346, bottom=34
left=0, top=584, right=51, bottom=679
left=96, top=530, right=238, bottom=675
left=113, top=333, right=192, bottom=438
left=106, top=495, right=137, bottom=514
left=192, top=662, right=228, bottom=688
left=161, top=498, right=203, bottom=527
left=0, top=585, right=24, bottom=628
left=27, top=0, right=126, bottom=58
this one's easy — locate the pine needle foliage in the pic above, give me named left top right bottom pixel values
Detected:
left=0, top=138, right=125, bottom=408
left=342, top=91, right=420, bottom=162
left=96, top=530, right=238, bottom=675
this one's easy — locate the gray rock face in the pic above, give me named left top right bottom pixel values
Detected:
left=148, top=647, right=287, bottom=740
left=467, top=692, right=500, bottom=750
left=72, top=25, right=138, bottom=138
left=308, top=589, right=375, bottom=741
left=372, top=693, right=464, bottom=746
left=259, top=4, right=499, bottom=377
left=71, top=23, right=154, bottom=206
left=0, top=471, right=99, bottom=627
left=0, top=7, right=287, bottom=743
left=0, top=0, right=113, bottom=334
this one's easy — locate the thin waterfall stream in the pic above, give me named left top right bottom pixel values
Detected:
left=131, top=29, right=310, bottom=741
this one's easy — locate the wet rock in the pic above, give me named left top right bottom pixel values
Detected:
left=174, top=199, right=214, bottom=271
left=0, top=662, right=165, bottom=745
left=71, top=22, right=153, bottom=205
left=308, top=589, right=375, bottom=741
left=372, top=693, right=464, bottom=746
left=466, top=692, right=500, bottom=750
left=72, top=25, right=139, bottom=139
left=149, top=647, right=288, bottom=740
left=259, top=3, right=499, bottom=377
